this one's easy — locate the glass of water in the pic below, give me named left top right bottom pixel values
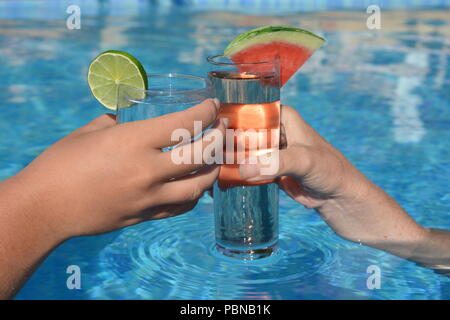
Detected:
left=116, top=73, right=212, bottom=128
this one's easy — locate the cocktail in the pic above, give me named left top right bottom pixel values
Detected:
left=208, top=55, right=280, bottom=260
left=207, top=26, right=325, bottom=260
left=87, top=51, right=212, bottom=128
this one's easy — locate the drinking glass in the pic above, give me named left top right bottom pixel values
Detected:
left=207, top=55, right=280, bottom=260
left=116, top=73, right=212, bottom=126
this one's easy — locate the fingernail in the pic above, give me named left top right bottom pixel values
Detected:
left=220, top=117, right=229, bottom=129
left=213, top=98, right=220, bottom=111
left=239, top=163, right=261, bottom=180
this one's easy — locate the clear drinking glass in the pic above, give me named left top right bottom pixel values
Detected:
left=207, top=55, right=281, bottom=260
left=116, top=73, right=212, bottom=127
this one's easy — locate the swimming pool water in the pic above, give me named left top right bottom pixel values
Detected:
left=1, top=1, right=449, bottom=299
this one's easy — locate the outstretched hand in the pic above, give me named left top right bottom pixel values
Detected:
left=0, top=98, right=227, bottom=299
left=239, top=106, right=430, bottom=259
left=239, top=105, right=369, bottom=209
left=11, top=99, right=224, bottom=239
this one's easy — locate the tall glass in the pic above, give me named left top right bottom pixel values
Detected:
left=116, top=73, right=212, bottom=125
left=207, top=55, right=280, bottom=260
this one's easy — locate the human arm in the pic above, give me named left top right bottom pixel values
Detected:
left=239, top=105, right=450, bottom=270
left=0, top=99, right=224, bottom=299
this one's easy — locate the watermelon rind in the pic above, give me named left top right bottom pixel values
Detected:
left=224, top=26, right=325, bottom=57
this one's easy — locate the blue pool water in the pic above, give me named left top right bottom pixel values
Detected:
left=1, top=1, right=449, bottom=299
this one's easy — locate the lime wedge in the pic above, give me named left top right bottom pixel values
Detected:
left=87, top=50, right=148, bottom=110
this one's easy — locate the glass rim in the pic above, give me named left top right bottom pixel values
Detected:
left=118, top=73, right=212, bottom=96
left=206, top=54, right=280, bottom=66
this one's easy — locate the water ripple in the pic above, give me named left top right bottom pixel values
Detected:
left=85, top=198, right=450, bottom=300
left=87, top=202, right=342, bottom=299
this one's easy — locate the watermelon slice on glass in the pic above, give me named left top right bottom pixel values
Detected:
left=224, top=26, right=325, bottom=86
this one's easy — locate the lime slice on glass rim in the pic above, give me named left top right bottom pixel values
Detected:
left=87, top=50, right=148, bottom=110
